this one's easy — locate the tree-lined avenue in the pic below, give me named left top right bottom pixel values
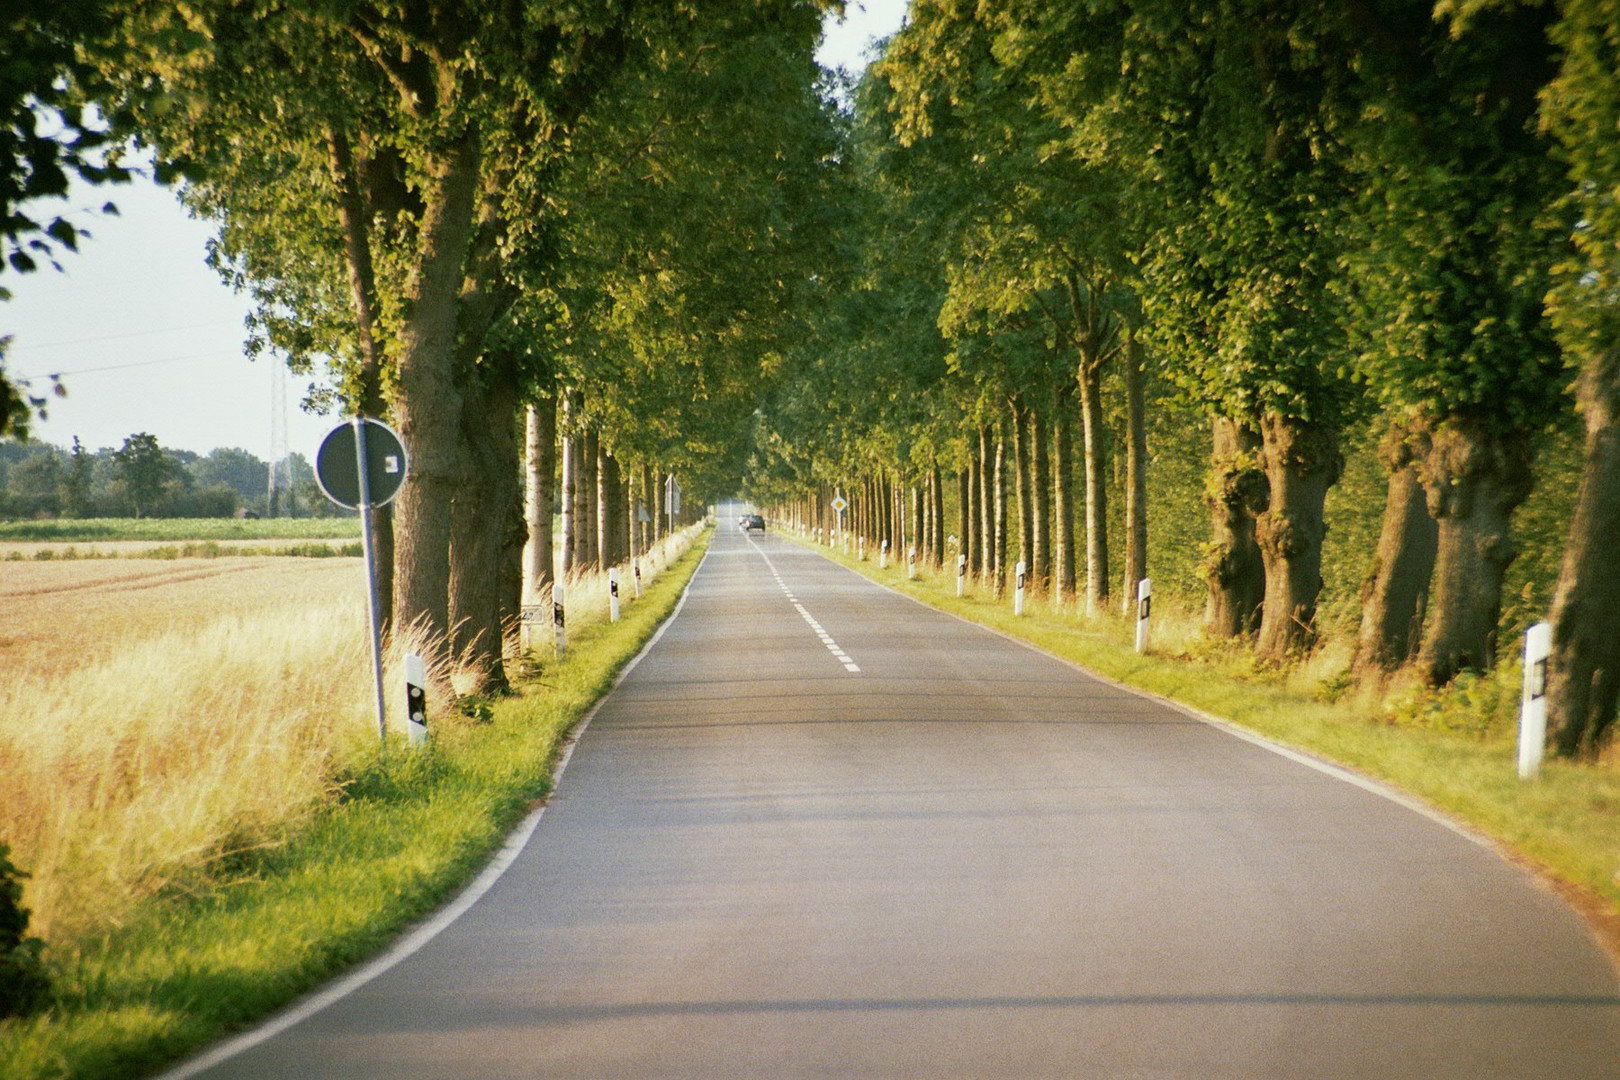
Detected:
left=170, top=517, right=1618, bottom=1080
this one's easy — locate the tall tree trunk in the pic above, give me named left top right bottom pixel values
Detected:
left=521, top=397, right=556, bottom=649
left=560, top=407, right=577, bottom=578
left=581, top=429, right=599, bottom=570
left=449, top=370, right=517, bottom=692
left=391, top=133, right=481, bottom=643
left=1078, top=355, right=1110, bottom=615
left=1547, top=353, right=1620, bottom=758
left=1417, top=418, right=1534, bottom=685
left=1353, top=421, right=1438, bottom=674
left=992, top=424, right=1008, bottom=596
left=326, top=128, right=394, bottom=632
left=929, top=466, right=945, bottom=567
left=652, top=465, right=665, bottom=543
left=596, top=441, right=612, bottom=567
left=1205, top=416, right=1268, bottom=638
left=1031, top=404, right=1052, bottom=594
left=979, top=427, right=995, bottom=581
left=1011, top=398, right=1033, bottom=581
left=1254, top=414, right=1344, bottom=661
left=957, top=466, right=972, bottom=570
left=968, top=438, right=984, bottom=577
left=1121, top=328, right=1148, bottom=614
left=1054, top=387, right=1077, bottom=602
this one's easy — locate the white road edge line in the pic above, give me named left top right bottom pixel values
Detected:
left=155, top=550, right=711, bottom=1080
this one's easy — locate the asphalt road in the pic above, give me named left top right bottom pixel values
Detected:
left=172, top=521, right=1619, bottom=1080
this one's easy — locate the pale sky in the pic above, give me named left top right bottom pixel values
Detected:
left=0, top=1, right=907, bottom=461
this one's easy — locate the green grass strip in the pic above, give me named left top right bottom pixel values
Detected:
left=0, top=531, right=711, bottom=1080
left=0, top=519, right=363, bottom=542
left=797, top=536, right=1620, bottom=959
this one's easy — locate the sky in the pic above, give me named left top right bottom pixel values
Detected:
left=1, top=0, right=908, bottom=462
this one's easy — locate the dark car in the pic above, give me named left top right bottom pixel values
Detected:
left=742, top=514, right=765, bottom=532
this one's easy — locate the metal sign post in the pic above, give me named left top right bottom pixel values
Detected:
left=316, top=418, right=408, bottom=743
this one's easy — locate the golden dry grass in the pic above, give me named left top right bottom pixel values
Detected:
left=0, top=600, right=455, bottom=947
left=0, top=528, right=705, bottom=954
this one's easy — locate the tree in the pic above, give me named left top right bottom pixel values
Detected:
left=1, top=0, right=130, bottom=438
left=112, top=432, right=174, bottom=518
left=59, top=435, right=94, bottom=516
left=1540, top=0, right=1620, bottom=758
left=1342, top=0, right=1565, bottom=684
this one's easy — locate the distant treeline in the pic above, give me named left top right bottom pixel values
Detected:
left=0, top=435, right=338, bottom=520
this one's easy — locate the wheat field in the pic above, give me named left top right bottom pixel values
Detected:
left=1, top=557, right=368, bottom=681
left=0, top=530, right=701, bottom=952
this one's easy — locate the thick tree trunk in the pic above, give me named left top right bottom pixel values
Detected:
left=326, top=128, right=394, bottom=632
left=391, top=134, right=481, bottom=643
left=1353, top=421, right=1437, bottom=674
left=1054, top=390, right=1077, bottom=602
left=596, top=442, right=614, bottom=567
left=1011, top=399, right=1033, bottom=582
left=1254, top=415, right=1343, bottom=660
left=984, top=424, right=997, bottom=595
left=957, top=467, right=971, bottom=569
left=1121, top=329, right=1148, bottom=614
left=1205, top=416, right=1268, bottom=638
left=967, top=444, right=982, bottom=576
left=1548, top=353, right=1620, bottom=758
left=560, top=426, right=577, bottom=577
left=1417, top=419, right=1534, bottom=686
left=521, top=398, right=556, bottom=650
left=580, top=429, right=599, bottom=570
left=929, top=466, right=945, bottom=567
left=1031, top=405, right=1051, bottom=594
left=449, top=371, right=517, bottom=692
left=1078, top=357, right=1110, bottom=615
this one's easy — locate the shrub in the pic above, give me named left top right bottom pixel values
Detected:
left=0, top=843, right=49, bottom=1018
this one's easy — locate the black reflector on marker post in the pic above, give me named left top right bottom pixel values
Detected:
left=405, top=651, right=428, bottom=746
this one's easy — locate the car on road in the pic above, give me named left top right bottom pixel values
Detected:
left=740, top=514, right=765, bottom=532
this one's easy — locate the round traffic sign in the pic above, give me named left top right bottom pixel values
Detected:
left=316, top=418, right=409, bottom=509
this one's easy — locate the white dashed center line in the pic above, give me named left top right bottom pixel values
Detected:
left=749, top=540, right=861, bottom=674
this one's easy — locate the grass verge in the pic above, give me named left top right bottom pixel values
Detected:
left=0, top=528, right=711, bottom=1080
left=792, top=535, right=1620, bottom=962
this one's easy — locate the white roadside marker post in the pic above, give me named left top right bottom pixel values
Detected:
left=859, top=536, right=866, bottom=562
left=404, top=651, right=429, bottom=746
left=1136, top=578, right=1153, bottom=653
left=633, top=559, right=642, bottom=598
left=1014, top=560, right=1026, bottom=616
left=880, top=538, right=889, bottom=569
left=553, top=582, right=567, bottom=659
left=908, top=546, right=917, bottom=580
left=957, top=553, right=967, bottom=597
left=609, top=568, right=621, bottom=622
left=1519, top=622, right=1551, bottom=780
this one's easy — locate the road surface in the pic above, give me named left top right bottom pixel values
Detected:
left=170, top=522, right=1619, bottom=1079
